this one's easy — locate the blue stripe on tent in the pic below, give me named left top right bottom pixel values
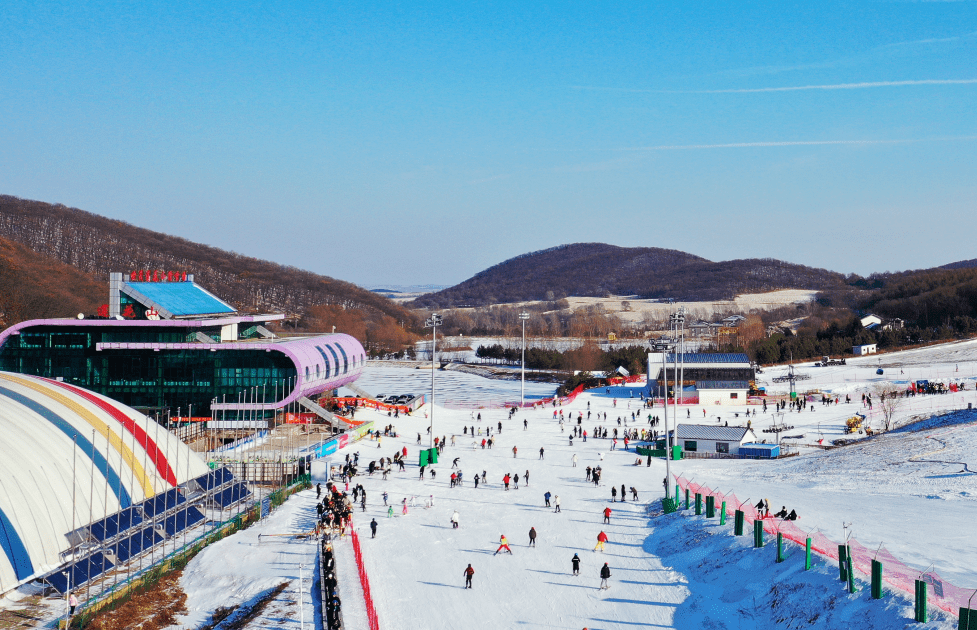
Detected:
left=0, top=506, right=33, bottom=580
left=0, top=386, right=132, bottom=508
left=315, top=346, right=333, bottom=379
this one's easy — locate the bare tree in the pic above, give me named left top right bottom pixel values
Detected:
left=873, top=383, right=904, bottom=432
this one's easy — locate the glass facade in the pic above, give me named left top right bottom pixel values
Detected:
left=0, top=324, right=296, bottom=415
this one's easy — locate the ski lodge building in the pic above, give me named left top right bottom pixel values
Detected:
left=675, top=424, right=758, bottom=456
left=0, top=271, right=365, bottom=425
left=647, top=352, right=755, bottom=399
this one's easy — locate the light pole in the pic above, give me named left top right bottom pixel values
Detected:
left=669, top=308, right=686, bottom=418
left=519, top=312, right=530, bottom=407
left=652, top=338, right=677, bottom=497
left=425, top=313, right=443, bottom=448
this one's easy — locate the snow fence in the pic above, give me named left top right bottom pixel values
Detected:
left=674, top=475, right=974, bottom=618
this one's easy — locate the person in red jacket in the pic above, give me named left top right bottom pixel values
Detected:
left=594, top=531, right=608, bottom=552
left=494, top=535, right=513, bottom=555
left=402, top=446, right=407, bottom=458
left=603, top=506, right=612, bottom=524
left=463, top=564, right=474, bottom=588
left=503, top=474, right=511, bottom=490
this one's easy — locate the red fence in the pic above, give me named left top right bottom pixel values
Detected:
left=674, top=475, right=971, bottom=617
left=350, top=528, right=380, bottom=630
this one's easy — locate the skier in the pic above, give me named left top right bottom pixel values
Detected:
left=464, top=564, right=475, bottom=589
left=572, top=453, right=578, bottom=467
left=620, top=484, right=626, bottom=502
left=528, top=527, right=537, bottom=547
left=553, top=494, right=561, bottom=513
left=539, top=447, right=545, bottom=459
left=514, top=473, right=520, bottom=489
left=370, top=518, right=378, bottom=538
left=571, top=553, right=581, bottom=575
left=594, top=531, right=608, bottom=552
left=494, top=535, right=513, bottom=555
left=611, top=486, right=617, bottom=503
left=513, top=446, right=518, bottom=458
left=603, top=506, right=612, bottom=524
left=544, top=491, right=552, bottom=507
left=630, top=487, right=638, bottom=501
left=316, top=483, right=322, bottom=499
left=383, top=491, right=388, bottom=506
left=451, top=510, right=460, bottom=529
left=599, top=563, right=611, bottom=589
left=503, top=473, right=511, bottom=490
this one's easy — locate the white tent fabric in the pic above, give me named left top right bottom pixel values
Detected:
left=0, top=372, right=210, bottom=593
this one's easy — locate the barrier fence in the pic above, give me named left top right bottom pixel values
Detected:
left=674, top=475, right=972, bottom=618
left=443, top=383, right=588, bottom=410
left=350, top=528, right=380, bottom=630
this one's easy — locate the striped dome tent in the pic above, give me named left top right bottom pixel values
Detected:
left=0, top=372, right=210, bottom=593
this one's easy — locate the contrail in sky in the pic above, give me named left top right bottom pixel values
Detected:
left=620, top=137, right=977, bottom=151
left=679, top=79, right=977, bottom=93
left=570, top=78, right=977, bottom=94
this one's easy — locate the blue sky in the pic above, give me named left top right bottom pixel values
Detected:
left=1, top=1, right=975, bottom=286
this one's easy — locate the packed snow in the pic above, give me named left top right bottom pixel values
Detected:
left=161, top=341, right=976, bottom=629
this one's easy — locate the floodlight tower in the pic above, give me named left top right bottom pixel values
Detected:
left=424, top=313, right=443, bottom=448
left=669, top=308, right=687, bottom=417
left=652, top=337, right=678, bottom=495
left=519, top=311, right=530, bottom=407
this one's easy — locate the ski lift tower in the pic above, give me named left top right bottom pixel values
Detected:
left=761, top=411, right=795, bottom=445
left=772, top=364, right=811, bottom=401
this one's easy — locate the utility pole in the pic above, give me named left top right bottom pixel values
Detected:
left=424, top=313, right=443, bottom=448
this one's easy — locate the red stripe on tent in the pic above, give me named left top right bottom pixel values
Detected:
left=46, top=380, right=179, bottom=487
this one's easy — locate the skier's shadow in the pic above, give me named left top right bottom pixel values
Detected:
left=417, top=581, right=467, bottom=589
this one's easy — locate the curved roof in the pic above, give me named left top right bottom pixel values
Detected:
left=0, top=372, right=210, bottom=593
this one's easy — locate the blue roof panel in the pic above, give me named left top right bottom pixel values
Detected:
left=665, top=353, right=750, bottom=364
left=695, top=380, right=750, bottom=390
left=125, top=282, right=236, bottom=317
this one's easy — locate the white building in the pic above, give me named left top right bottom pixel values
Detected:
left=695, top=380, right=750, bottom=406
left=860, top=314, right=882, bottom=328
left=853, top=344, right=878, bottom=355
left=675, top=424, right=759, bottom=456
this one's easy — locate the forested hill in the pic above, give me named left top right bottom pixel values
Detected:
left=0, top=195, right=416, bottom=332
left=409, top=243, right=848, bottom=308
left=0, top=235, right=105, bottom=329
left=941, top=258, right=977, bottom=270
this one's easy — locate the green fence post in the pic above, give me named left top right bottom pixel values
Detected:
left=675, top=484, right=680, bottom=503
left=838, top=545, right=848, bottom=581
left=706, top=496, right=715, bottom=519
left=915, top=579, right=927, bottom=622
left=847, top=551, right=856, bottom=593
left=958, top=606, right=976, bottom=629
left=753, top=520, right=764, bottom=548
left=719, top=501, right=727, bottom=526
left=871, top=560, right=883, bottom=599
left=685, top=488, right=690, bottom=510
left=734, top=510, right=744, bottom=536
left=695, top=493, right=702, bottom=515
left=776, top=532, right=784, bottom=563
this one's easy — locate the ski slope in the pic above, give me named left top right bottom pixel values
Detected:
left=167, top=342, right=975, bottom=629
